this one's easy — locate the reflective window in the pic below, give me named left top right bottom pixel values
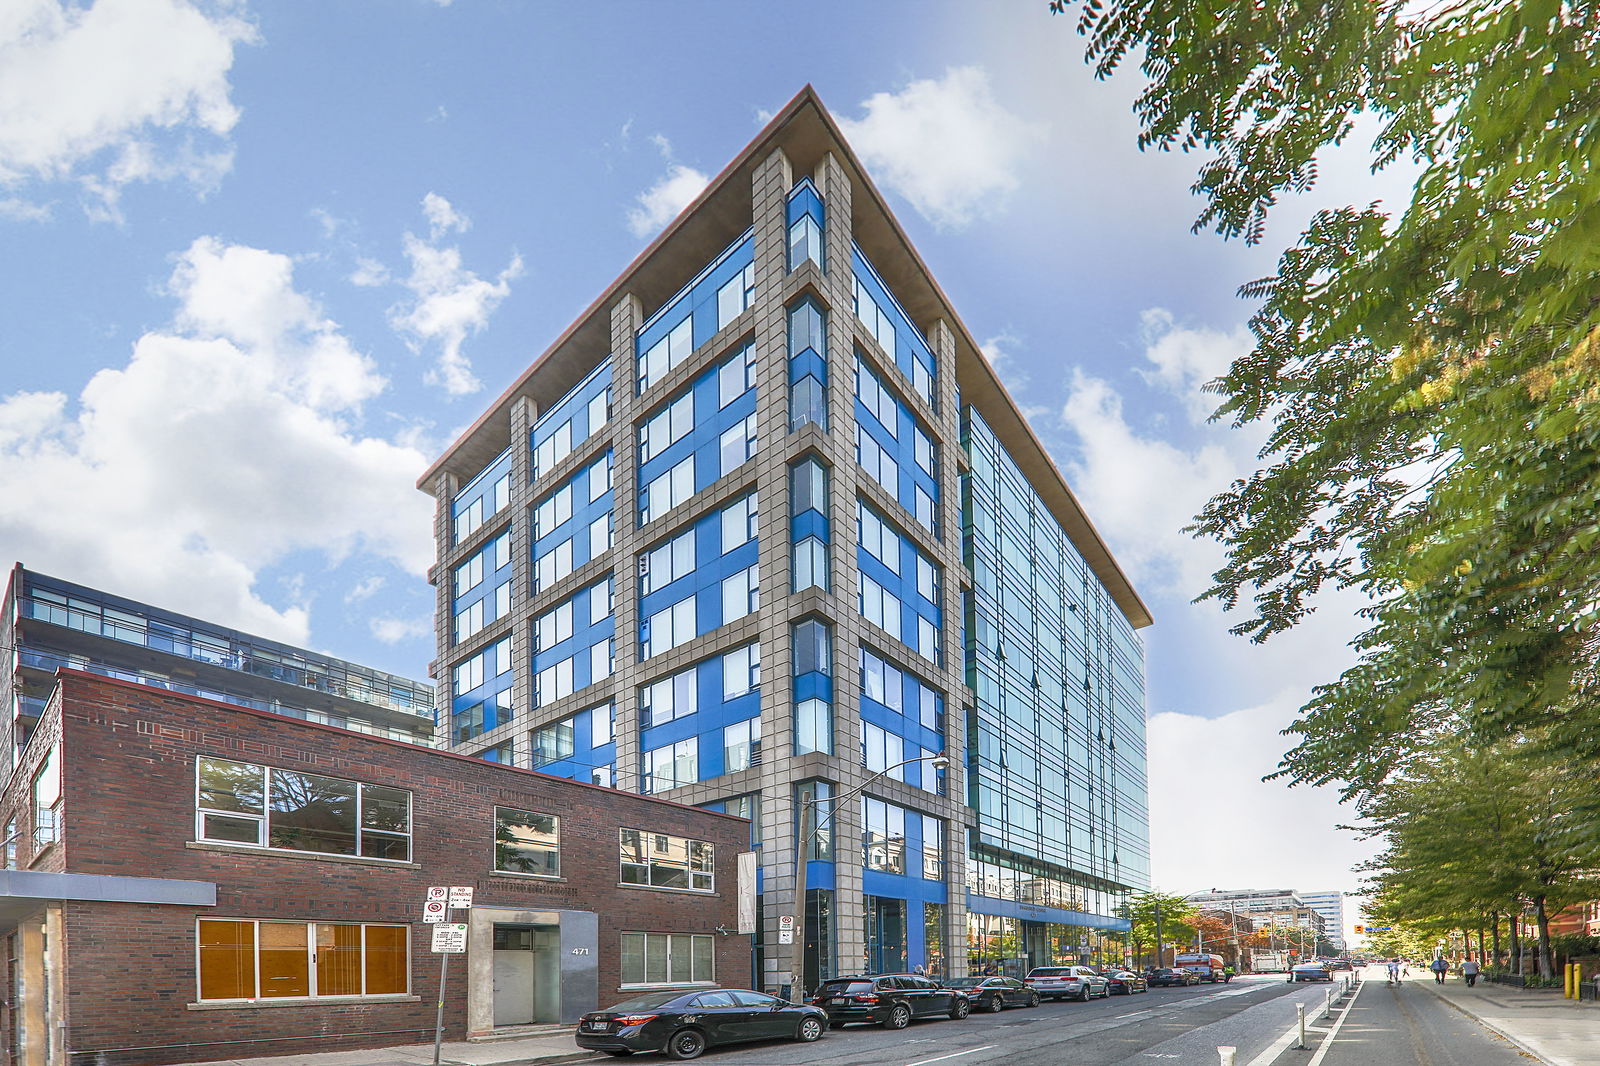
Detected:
left=494, top=807, right=560, bottom=877
left=619, top=829, right=714, bottom=891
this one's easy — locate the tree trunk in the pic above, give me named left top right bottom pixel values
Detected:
left=1476, top=920, right=1485, bottom=964
left=1490, top=910, right=1501, bottom=967
left=1535, top=896, right=1554, bottom=979
left=1509, top=910, right=1520, bottom=974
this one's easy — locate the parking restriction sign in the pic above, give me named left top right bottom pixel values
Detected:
left=431, top=924, right=468, bottom=953
left=447, top=886, right=474, bottom=908
left=423, top=898, right=448, bottom=923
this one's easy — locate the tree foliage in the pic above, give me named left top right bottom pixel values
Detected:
left=1047, top=1, right=1600, bottom=806
left=1120, top=892, right=1199, bottom=963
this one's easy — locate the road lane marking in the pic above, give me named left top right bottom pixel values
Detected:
left=1116, top=1009, right=1152, bottom=1018
left=1304, top=977, right=1365, bottom=1066
left=903, top=1046, right=996, bottom=1066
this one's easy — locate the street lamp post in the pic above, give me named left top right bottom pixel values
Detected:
left=787, top=752, right=950, bottom=1001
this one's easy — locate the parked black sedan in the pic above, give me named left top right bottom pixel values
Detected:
left=575, top=988, right=827, bottom=1059
left=811, top=974, right=969, bottom=1028
left=1147, top=967, right=1200, bottom=987
left=1104, top=970, right=1149, bottom=995
left=941, top=976, right=1041, bottom=1012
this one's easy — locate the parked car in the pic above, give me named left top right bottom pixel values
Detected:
left=1025, top=965, right=1110, bottom=1001
left=1322, top=958, right=1354, bottom=971
left=941, top=976, right=1040, bottom=1012
left=1290, top=963, right=1334, bottom=982
left=1148, top=967, right=1200, bottom=987
left=575, top=988, right=827, bottom=1059
left=1104, top=970, right=1149, bottom=995
left=810, top=974, right=969, bottom=1028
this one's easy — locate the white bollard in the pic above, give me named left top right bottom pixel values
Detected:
left=1218, top=1046, right=1237, bottom=1066
left=1296, top=1002, right=1307, bottom=1049
left=1325, top=988, right=1334, bottom=1018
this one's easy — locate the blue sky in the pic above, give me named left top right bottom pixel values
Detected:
left=0, top=0, right=1414, bottom=923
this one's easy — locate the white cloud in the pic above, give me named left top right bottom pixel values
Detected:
left=0, top=235, right=434, bottom=644
left=350, top=256, right=390, bottom=288
left=0, top=0, right=256, bottom=217
left=1060, top=366, right=1243, bottom=598
left=627, top=162, right=709, bottom=239
left=388, top=194, right=524, bottom=396
left=1050, top=310, right=1270, bottom=599
left=344, top=575, right=386, bottom=604
left=838, top=66, right=1043, bottom=231
left=422, top=191, right=468, bottom=237
left=370, top=615, right=430, bottom=644
left=1136, top=309, right=1251, bottom=423
left=1148, top=695, right=1377, bottom=918
left=0, top=196, right=50, bottom=221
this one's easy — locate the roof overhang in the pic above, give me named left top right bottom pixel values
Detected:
left=419, top=86, right=1151, bottom=631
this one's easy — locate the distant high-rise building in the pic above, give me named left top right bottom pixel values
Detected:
left=420, top=87, right=1153, bottom=991
left=1188, top=888, right=1335, bottom=951
left=1299, top=890, right=1347, bottom=949
left=1, top=562, right=435, bottom=776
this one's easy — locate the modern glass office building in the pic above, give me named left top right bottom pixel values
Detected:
left=421, top=88, right=1152, bottom=993
left=0, top=562, right=435, bottom=776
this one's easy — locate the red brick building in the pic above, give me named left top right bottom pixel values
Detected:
left=0, top=671, right=750, bottom=1066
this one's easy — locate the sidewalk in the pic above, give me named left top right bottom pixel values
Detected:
left=187, top=1025, right=594, bottom=1066
left=1412, top=972, right=1598, bottom=1066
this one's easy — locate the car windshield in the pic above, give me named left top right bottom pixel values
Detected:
left=1029, top=968, right=1070, bottom=976
left=599, top=991, right=687, bottom=1012
left=944, top=978, right=985, bottom=988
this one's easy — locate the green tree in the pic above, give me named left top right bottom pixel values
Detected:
left=1356, top=735, right=1600, bottom=976
left=1120, top=892, right=1199, bottom=966
left=1047, top=1, right=1600, bottom=805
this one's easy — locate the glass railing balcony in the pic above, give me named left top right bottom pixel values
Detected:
left=20, top=596, right=433, bottom=718
left=16, top=647, right=433, bottom=744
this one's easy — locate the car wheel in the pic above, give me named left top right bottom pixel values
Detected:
left=984, top=994, right=1004, bottom=1013
left=950, top=998, right=970, bottom=1020
left=1076, top=985, right=1090, bottom=1002
left=665, top=1028, right=706, bottom=1060
left=884, top=1004, right=912, bottom=1030
left=1027, top=992, right=1040, bottom=1008
left=796, top=1016, right=824, bottom=1042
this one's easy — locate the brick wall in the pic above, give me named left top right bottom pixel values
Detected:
left=11, top=671, right=749, bottom=1066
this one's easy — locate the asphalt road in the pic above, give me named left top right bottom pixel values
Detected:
left=604, top=974, right=1347, bottom=1065
left=1312, top=970, right=1530, bottom=1066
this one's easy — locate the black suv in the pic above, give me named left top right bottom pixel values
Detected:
left=811, top=974, right=970, bottom=1029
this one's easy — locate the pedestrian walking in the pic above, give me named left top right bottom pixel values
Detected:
left=1461, top=958, right=1480, bottom=987
left=1430, top=957, right=1448, bottom=984
left=1386, top=958, right=1401, bottom=984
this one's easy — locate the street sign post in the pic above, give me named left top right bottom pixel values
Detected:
left=426, top=888, right=471, bottom=1066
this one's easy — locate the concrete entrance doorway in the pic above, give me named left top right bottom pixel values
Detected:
left=491, top=924, right=559, bottom=1027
